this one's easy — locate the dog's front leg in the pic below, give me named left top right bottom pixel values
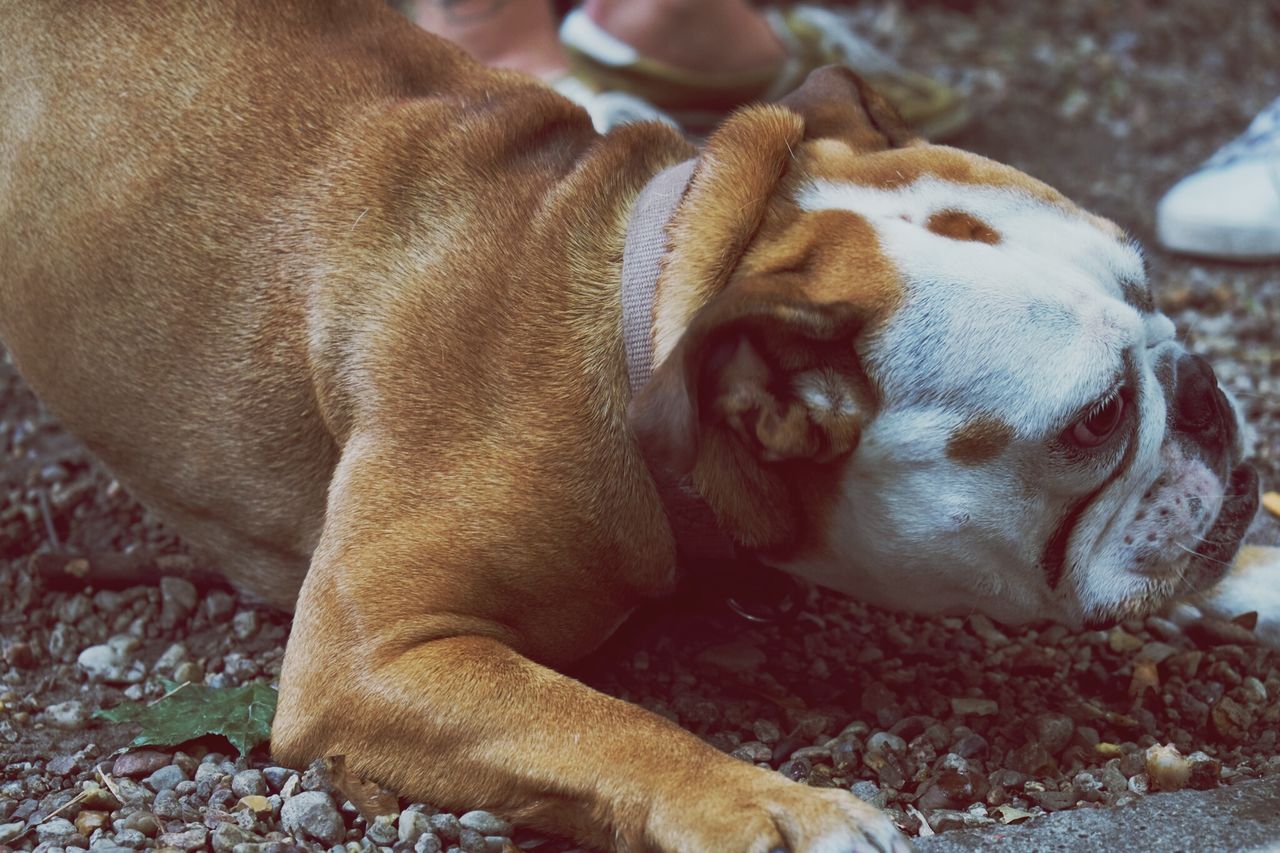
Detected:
left=276, top=629, right=907, bottom=852
left=271, top=447, right=907, bottom=852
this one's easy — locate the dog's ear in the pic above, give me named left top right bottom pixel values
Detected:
left=780, top=65, right=917, bottom=150
left=630, top=277, right=870, bottom=478
left=628, top=277, right=873, bottom=550
left=627, top=101, right=887, bottom=549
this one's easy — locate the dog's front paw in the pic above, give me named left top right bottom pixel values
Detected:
left=644, top=766, right=911, bottom=853
left=1195, top=544, right=1280, bottom=648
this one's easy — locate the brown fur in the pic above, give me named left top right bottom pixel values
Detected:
left=947, top=417, right=1016, bottom=465
left=927, top=210, right=1002, bottom=244
left=0, top=5, right=917, bottom=850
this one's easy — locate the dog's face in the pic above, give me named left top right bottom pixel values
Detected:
left=631, top=68, right=1258, bottom=628
left=776, top=146, right=1258, bottom=627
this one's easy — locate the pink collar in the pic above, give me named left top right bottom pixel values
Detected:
left=618, top=158, right=803, bottom=623
left=620, top=159, right=696, bottom=395
left=620, top=159, right=739, bottom=564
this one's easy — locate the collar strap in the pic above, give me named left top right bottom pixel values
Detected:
left=620, top=159, right=740, bottom=565
left=621, top=159, right=697, bottom=396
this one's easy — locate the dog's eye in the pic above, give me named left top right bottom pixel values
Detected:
left=1068, top=393, right=1125, bottom=447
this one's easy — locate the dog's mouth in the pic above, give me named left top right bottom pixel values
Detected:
left=1180, top=462, right=1260, bottom=588
left=1079, top=462, right=1259, bottom=630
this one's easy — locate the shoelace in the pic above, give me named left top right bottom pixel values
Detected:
left=1205, top=96, right=1280, bottom=168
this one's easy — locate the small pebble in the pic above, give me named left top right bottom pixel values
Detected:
left=730, top=741, right=773, bottom=763
left=232, top=770, right=268, bottom=798
left=1241, top=676, right=1268, bottom=704
left=429, top=813, right=461, bottom=843
left=211, top=822, right=260, bottom=853
left=1136, top=641, right=1178, bottom=664
left=153, top=788, right=184, bottom=820
left=115, top=827, right=148, bottom=847
left=158, top=825, right=209, bottom=851
left=74, top=809, right=110, bottom=836
left=1145, top=616, right=1183, bottom=642
left=949, top=698, right=998, bottom=716
left=1101, top=763, right=1128, bottom=794
left=172, top=660, right=203, bottom=684
left=850, top=780, right=888, bottom=809
left=367, top=814, right=399, bottom=846
left=236, top=794, right=271, bottom=816
left=204, top=590, right=236, bottom=622
left=1211, top=696, right=1253, bottom=741
left=2, top=642, right=35, bottom=670
left=261, top=767, right=293, bottom=792
left=415, top=834, right=444, bottom=853
left=121, top=810, right=161, bottom=837
left=77, top=642, right=144, bottom=683
left=36, top=816, right=78, bottom=846
left=155, top=642, right=188, bottom=671
left=1108, top=628, right=1144, bottom=654
left=1009, top=741, right=1056, bottom=776
left=399, top=810, right=435, bottom=845
left=280, top=790, right=345, bottom=847
left=1188, top=751, right=1222, bottom=789
left=232, top=609, right=260, bottom=640
left=145, top=764, right=188, bottom=792
left=158, top=576, right=198, bottom=628
left=752, top=719, right=781, bottom=745
left=1033, top=713, right=1075, bottom=755
left=458, top=827, right=487, bottom=853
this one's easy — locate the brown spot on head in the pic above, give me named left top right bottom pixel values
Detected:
left=947, top=417, right=1014, bottom=465
left=927, top=210, right=1001, bottom=244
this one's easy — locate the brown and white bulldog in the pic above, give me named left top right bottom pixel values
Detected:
left=0, top=2, right=1267, bottom=851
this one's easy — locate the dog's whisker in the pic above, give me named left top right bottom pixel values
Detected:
left=1175, top=541, right=1232, bottom=567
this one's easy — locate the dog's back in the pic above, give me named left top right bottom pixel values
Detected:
left=0, top=1, right=482, bottom=605
left=0, top=1, right=680, bottom=609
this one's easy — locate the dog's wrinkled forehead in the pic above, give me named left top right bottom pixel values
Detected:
left=795, top=172, right=1155, bottom=433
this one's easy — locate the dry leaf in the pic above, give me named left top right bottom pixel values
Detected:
left=905, top=804, right=934, bottom=837
left=1129, top=658, right=1159, bottom=698
left=234, top=795, right=272, bottom=816
left=1231, top=610, right=1259, bottom=631
left=993, top=804, right=1035, bottom=824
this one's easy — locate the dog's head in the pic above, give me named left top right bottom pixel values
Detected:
left=630, top=67, right=1259, bottom=628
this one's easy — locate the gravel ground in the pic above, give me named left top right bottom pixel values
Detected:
left=2, top=1, right=1279, bottom=851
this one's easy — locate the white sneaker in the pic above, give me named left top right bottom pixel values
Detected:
left=1156, top=97, right=1280, bottom=261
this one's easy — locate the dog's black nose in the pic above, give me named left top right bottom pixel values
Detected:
left=1170, top=353, right=1234, bottom=461
left=1172, top=354, right=1218, bottom=432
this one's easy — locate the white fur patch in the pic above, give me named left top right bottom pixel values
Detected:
left=796, top=177, right=1148, bottom=436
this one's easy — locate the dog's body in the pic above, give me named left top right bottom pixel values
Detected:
left=0, top=2, right=1267, bottom=851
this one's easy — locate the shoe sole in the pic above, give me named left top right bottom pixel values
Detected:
left=1157, top=214, right=1280, bottom=261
